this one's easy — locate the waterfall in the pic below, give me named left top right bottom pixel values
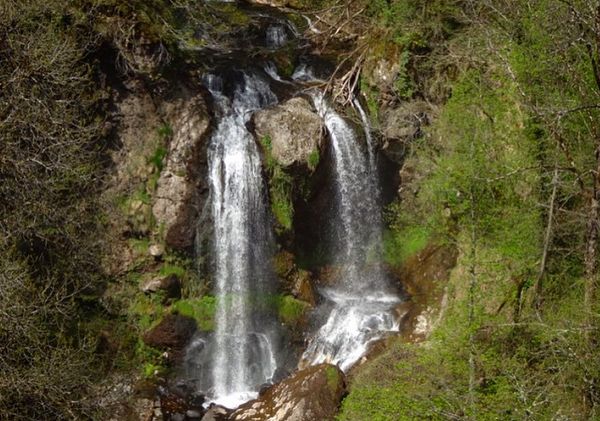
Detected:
left=302, top=93, right=399, bottom=371
left=198, top=72, right=279, bottom=408
left=266, top=25, right=287, bottom=48
left=183, top=0, right=401, bottom=402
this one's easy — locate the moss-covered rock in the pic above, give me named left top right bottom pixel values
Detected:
left=170, top=296, right=217, bottom=332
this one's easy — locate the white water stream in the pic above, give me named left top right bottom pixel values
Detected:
left=302, top=93, right=400, bottom=371
left=204, top=73, right=279, bottom=408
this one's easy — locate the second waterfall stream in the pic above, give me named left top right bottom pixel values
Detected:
left=301, top=93, right=400, bottom=371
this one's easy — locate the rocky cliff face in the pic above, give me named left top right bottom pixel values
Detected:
left=152, top=94, right=211, bottom=251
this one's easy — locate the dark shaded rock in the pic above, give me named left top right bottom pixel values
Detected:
left=188, top=392, right=206, bottom=410
left=291, top=269, right=316, bottom=305
left=156, top=382, right=206, bottom=420
left=271, top=366, right=290, bottom=384
left=230, top=363, right=346, bottom=421
left=143, top=314, right=197, bottom=360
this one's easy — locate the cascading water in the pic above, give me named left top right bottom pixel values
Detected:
left=302, top=93, right=400, bottom=371
left=266, top=25, right=287, bottom=48
left=187, top=72, right=280, bottom=408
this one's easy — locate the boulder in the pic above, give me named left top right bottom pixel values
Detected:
left=254, top=97, right=323, bottom=169
left=380, top=101, right=431, bottom=165
left=230, top=364, right=346, bottom=421
left=142, top=314, right=197, bottom=360
left=201, top=405, right=230, bottom=421
left=382, top=101, right=430, bottom=141
left=155, top=383, right=206, bottom=420
left=153, top=95, right=210, bottom=250
left=140, top=274, right=181, bottom=299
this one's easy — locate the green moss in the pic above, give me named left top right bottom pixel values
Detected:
left=143, top=362, right=164, bottom=378
left=276, top=295, right=309, bottom=326
left=271, top=172, right=294, bottom=231
left=260, top=135, right=294, bottom=232
left=148, top=144, right=167, bottom=172
left=135, top=339, right=166, bottom=377
left=159, top=263, right=186, bottom=278
left=157, top=123, right=173, bottom=139
left=383, top=225, right=431, bottom=268
left=273, top=251, right=294, bottom=278
left=360, top=79, right=380, bottom=126
left=307, top=149, right=320, bottom=171
left=394, top=49, right=414, bottom=99
left=128, top=238, right=150, bottom=255
left=129, top=294, right=163, bottom=332
left=325, top=365, right=340, bottom=391
left=138, top=189, right=151, bottom=205
left=171, top=296, right=216, bottom=331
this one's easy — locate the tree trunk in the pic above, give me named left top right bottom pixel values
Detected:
left=584, top=145, right=600, bottom=323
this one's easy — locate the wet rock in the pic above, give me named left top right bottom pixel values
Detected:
left=153, top=95, right=210, bottom=251
left=156, top=383, right=206, bottom=420
left=292, top=270, right=316, bottom=306
left=186, top=409, right=203, bottom=419
left=230, top=363, right=346, bottom=421
left=273, top=251, right=316, bottom=305
left=143, top=314, right=197, bottom=360
left=141, top=274, right=181, bottom=299
left=201, top=405, right=230, bottom=421
left=254, top=97, right=323, bottom=169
